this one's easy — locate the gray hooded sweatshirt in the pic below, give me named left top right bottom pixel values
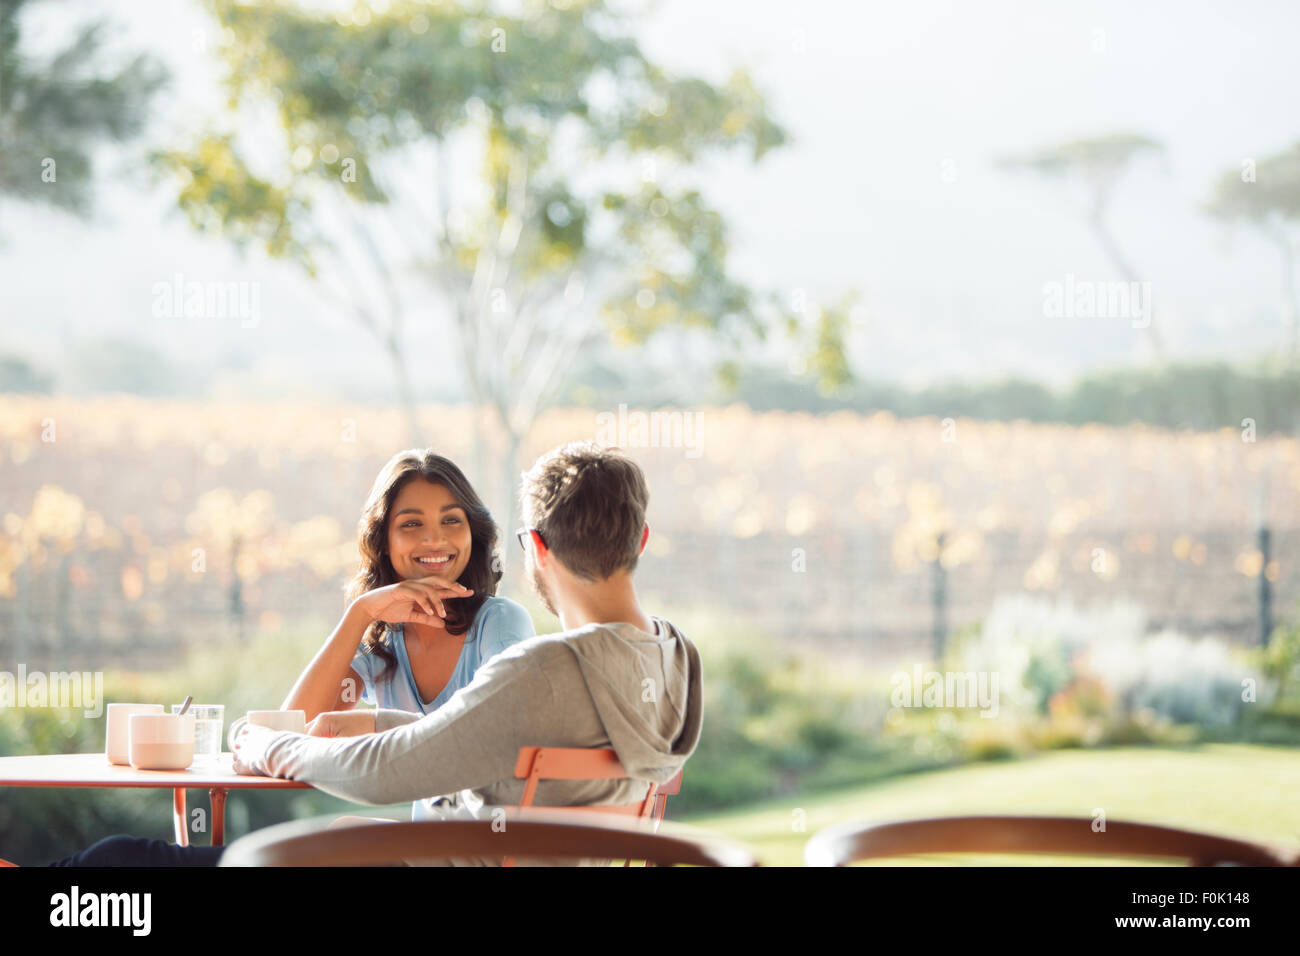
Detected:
left=237, top=616, right=703, bottom=864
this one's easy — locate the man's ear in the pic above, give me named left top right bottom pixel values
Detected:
left=638, top=524, right=650, bottom=557
left=530, top=529, right=550, bottom=566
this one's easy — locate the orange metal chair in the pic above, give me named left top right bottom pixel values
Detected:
left=652, top=770, right=683, bottom=826
left=509, top=746, right=674, bottom=866
left=804, top=815, right=1300, bottom=867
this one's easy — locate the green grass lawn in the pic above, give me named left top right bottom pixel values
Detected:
left=677, top=744, right=1300, bottom=866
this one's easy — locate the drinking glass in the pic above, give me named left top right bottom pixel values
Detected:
left=171, top=704, right=224, bottom=766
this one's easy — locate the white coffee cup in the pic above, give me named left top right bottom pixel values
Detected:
left=106, top=703, right=165, bottom=765
left=227, top=709, right=307, bottom=750
left=128, top=713, right=196, bottom=770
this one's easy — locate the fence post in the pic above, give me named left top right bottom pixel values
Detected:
left=933, top=531, right=947, bottom=661
left=1258, top=525, right=1272, bottom=647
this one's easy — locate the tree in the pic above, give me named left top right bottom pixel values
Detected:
left=153, top=0, right=851, bottom=532
left=999, top=133, right=1165, bottom=355
left=0, top=0, right=167, bottom=231
left=1205, top=144, right=1300, bottom=360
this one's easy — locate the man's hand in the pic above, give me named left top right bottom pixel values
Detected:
left=231, top=723, right=276, bottom=776
left=308, top=710, right=377, bottom=738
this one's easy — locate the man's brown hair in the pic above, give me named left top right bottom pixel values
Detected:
left=520, top=441, right=649, bottom=581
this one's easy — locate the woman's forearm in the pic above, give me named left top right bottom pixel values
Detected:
left=281, top=601, right=373, bottom=721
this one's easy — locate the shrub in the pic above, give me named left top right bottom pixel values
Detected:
left=955, top=594, right=1257, bottom=736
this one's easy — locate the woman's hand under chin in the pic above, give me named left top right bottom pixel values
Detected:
left=352, top=576, right=473, bottom=628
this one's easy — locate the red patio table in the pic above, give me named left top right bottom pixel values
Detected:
left=0, top=752, right=310, bottom=846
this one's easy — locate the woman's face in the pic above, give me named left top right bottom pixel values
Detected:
left=386, top=479, right=473, bottom=583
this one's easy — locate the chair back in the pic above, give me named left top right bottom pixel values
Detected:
left=804, top=815, right=1299, bottom=867
left=510, top=746, right=663, bottom=866
left=515, top=745, right=660, bottom=817
left=219, top=809, right=759, bottom=868
left=652, top=770, right=684, bottom=825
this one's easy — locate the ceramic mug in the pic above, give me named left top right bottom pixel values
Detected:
left=106, top=703, right=164, bottom=765
left=128, top=713, right=196, bottom=770
left=227, top=709, right=307, bottom=750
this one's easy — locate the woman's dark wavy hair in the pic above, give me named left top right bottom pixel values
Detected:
left=346, top=449, right=502, bottom=679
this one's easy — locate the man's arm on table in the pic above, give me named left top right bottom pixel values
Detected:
left=236, top=647, right=560, bottom=805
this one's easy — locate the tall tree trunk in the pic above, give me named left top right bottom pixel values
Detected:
left=1090, top=209, right=1163, bottom=356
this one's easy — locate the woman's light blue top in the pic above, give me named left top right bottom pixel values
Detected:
left=350, top=595, right=535, bottom=716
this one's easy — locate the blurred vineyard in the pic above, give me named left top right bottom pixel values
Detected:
left=2, top=395, right=1299, bottom=672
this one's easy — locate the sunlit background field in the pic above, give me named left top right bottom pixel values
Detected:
left=6, top=395, right=1298, bottom=665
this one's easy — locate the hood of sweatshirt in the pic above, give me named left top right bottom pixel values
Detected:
left=559, top=617, right=703, bottom=785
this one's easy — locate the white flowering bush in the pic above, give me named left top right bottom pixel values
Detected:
left=956, top=594, right=1145, bottom=715
left=955, top=594, right=1259, bottom=729
left=1088, top=629, right=1261, bottom=726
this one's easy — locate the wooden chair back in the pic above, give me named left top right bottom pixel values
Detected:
left=804, top=815, right=1299, bottom=867
left=219, top=809, right=759, bottom=868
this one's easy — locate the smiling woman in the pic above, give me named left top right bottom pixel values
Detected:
left=279, top=449, right=535, bottom=726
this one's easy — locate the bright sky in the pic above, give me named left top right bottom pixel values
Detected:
left=4, top=0, right=1299, bottom=399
